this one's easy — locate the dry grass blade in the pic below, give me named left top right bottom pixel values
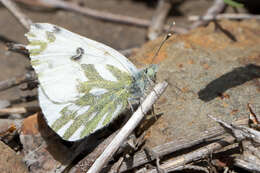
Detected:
left=0, top=106, right=40, bottom=116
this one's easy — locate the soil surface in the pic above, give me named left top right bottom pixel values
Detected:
left=131, top=19, right=260, bottom=147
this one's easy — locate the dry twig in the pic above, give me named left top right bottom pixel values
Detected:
left=147, top=0, right=172, bottom=40
left=146, top=135, right=236, bottom=173
left=234, top=158, right=260, bottom=172
left=190, top=0, right=226, bottom=29
left=0, top=0, right=32, bottom=30
left=0, top=106, right=40, bottom=116
left=248, top=103, right=260, bottom=126
left=172, top=165, right=209, bottom=173
left=108, top=157, right=124, bottom=173
left=0, top=72, right=36, bottom=91
left=209, top=114, right=260, bottom=172
left=118, top=118, right=248, bottom=172
left=6, top=43, right=28, bottom=56
left=15, top=0, right=187, bottom=34
left=189, top=13, right=260, bottom=21
left=87, top=81, right=168, bottom=173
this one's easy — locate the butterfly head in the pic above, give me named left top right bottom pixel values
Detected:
left=145, top=64, right=158, bottom=82
left=130, top=64, right=158, bottom=98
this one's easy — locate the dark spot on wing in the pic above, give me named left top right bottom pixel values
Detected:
left=71, top=47, right=85, bottom=61
left=104, top=51, right=110, bottom=56
left=53, top=26, right=61, bottom=33
left=33, top=23, right=42, bottom=29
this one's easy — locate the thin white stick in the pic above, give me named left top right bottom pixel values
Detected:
left=190, top=0, right=226, bottom=29
left=87, top=81, right=168, bottom=173
left=1, top=0, right=32, bottom=30
left=189, top=13, right=260, bottom=21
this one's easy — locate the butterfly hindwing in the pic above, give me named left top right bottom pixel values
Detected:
left=26, top=23, right=140, bottom=141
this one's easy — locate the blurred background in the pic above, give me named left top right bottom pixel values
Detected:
left=0, top=1, right=260, bottom=172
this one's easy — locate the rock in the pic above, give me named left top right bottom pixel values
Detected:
left=130, top=20, right=260, bottom=147
left=0, top=141, right=28, bottom=173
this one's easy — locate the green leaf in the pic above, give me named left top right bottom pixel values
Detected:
left=223, top=0, right=244, bottom=8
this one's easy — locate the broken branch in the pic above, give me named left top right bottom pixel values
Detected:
left=190, top=0, right=226, bottom=29
left=0, top=72, right=36, bottom=92
left=189, top=13, right=260, bottom=21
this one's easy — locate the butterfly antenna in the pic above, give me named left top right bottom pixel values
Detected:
left=147, top=22, right=175, bottom=105
left=151, top=21, right=175, bottom=63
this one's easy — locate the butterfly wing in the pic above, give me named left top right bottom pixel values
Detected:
left=26, top=23, right=138, bottom=141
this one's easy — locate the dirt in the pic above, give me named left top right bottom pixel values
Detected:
left=132, top=19, right=260, bottom=147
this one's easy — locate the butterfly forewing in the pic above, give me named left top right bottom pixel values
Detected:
left=26, top=23, right=139, bottom=141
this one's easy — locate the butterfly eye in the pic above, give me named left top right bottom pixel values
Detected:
left=71, top=47, right=84, bottom=61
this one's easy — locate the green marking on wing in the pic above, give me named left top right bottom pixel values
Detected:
left=75, top=93, right=95, bottom=106
left=26, top=31, right=56, bottom=56
left=51, top=64, right=134, bottom=140
left=31, top=59, right=41, bottom=66
left=46, top=31, right=56, bottom=42
left=81, top=64, right=102, bottom=81
left=28, top=40, right=47, bottom=56
left=26, top=32, right=36, bottom=38
left=78, top=65, right=132, bottom=93
left=79, top=89, right=128, bottom=138
left=102, top=93, right=128, bottom=126
left=106, top=65, right=131, bottom=81
left=51, top=106, right=77, bottom=132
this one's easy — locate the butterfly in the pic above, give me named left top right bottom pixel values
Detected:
left=25, top=23, right=157, bottom=141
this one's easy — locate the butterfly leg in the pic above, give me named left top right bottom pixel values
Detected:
left=127, top=99, right=135, bottom=113
left=151, top=105, right=157, bottom=120
left=145, top=73, right=160, bottom=98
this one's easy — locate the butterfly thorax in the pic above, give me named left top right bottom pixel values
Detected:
left=129, top=64, right=158, bottom=99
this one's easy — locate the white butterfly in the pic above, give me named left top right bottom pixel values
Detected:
left=25, top=23, right=157, bottom=141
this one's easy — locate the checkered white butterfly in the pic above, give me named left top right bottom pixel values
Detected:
left=25, top=23, right=157, bottom=141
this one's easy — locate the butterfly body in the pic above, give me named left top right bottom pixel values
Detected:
left=26, top=23, right=157, bottom=141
